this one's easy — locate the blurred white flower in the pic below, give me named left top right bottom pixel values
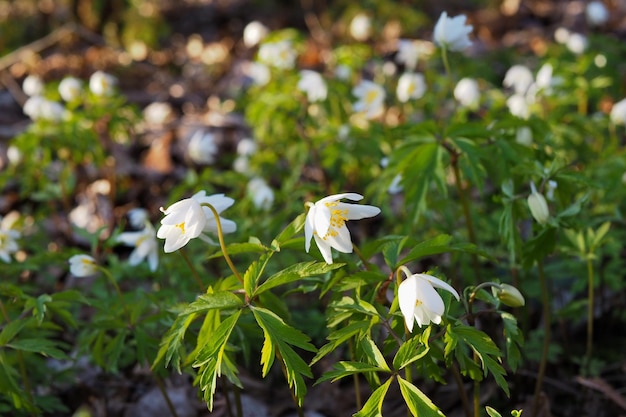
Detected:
left=503, top=65, right=534, bottom=95
left=396, top=72, right=426, bottom=103
left=528, top=182, right=549, bottom=225
left=143, top=102, right=174, bottom=125
left=397, top=266, right=460, bottom=332
left=247, top=62, right=271, bottom=86
left=116, top=223, right=159, bottom=271
left=157, top=191, right=236, bottom=252
left=535, top=63, right=554, bottom=92
left=297, top=70, right=327, bottom=102
left=23, top=96, right=66, bottom=121
left=243, top=21, right=269, bottom=48
left=69, top=254, right=98, bottom=277
left=304, top=193, right=380, bottom=264
left=506, top=94, right=530, bottom=119
left=554, top=27, right=570, bottom=44
left=128, top=208, right=149, bottom=229
left=454, top=77, right=480, bottom=109
left=188, top=130, right=218, bottom=165
left=247, top=177, right=274, bottom=210
left=22, top=75, right=44, bottom=97
left=433, top=11, right=473, bottom=51
left=610, top=98, right=626, bottom=125
left=89, top=71, right=117, bottom=96
left=515, top=127, right=533, bottom=146
left=388, top=174, right=403, bottom=194
left=7, top=146, right=22, bottom=165
left=58, top=77, right=83, bottom=102
left=258, top=40, right=297, bottom=70
left=586, top=1, right=609, bottom=26
left=396, top=39, right=420, bottom=71
left=0, top=213, right=20, bottom=263
left=352, top=80, right=386, bottom=119
left=349, top=13, right=371, bottom=41
left=233, top=156, right=251, bottom=174
left=237, top=138, right=257, bottom=156
left=566, top=33, right=588, bottom=55
left=546, top=180, right=558, bottom=201
left=334, top=64, right=352, bottom=81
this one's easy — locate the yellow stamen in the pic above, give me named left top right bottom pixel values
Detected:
left=176, top=222, right=186, bottom=234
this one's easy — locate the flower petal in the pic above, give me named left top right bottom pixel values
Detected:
left=419, top=274, right=460, bottom=300
left=325, top=225, right=353, bottom=253
left=339, top=203, right=381, bottom=220
left=304, top=207, right=316, bottom=252
left=398, top=275, right=418, bottom=332
left=313, top=234, right=334, bottom=264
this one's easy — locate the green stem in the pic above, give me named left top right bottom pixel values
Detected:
left=99, top=267, right=132, bottom=324
left=472, top=356, right=480, bottom=417
left=154, top=374, right=180, bottom=417
left=352, top=243, right=370, bottom=270
left=203, top=203, right=243, bottom=284
left=441, top=46, right=452, bottom=82
left=451, top=362, right=473, bottom=417
left=179, top=249, right=205, bottom=291
left=531, top=260, right=551, bottom=417
left=585, top=257, right=594, bottom=375
left=276, top=350, right=305, bottom=417
left=349, top=338, right=362, bottom=410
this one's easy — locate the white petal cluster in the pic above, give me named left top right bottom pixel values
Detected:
left=247, top=177, right=274, bottom=210
left=116, top=222, right=159, bottom=272
left=305, top=193, right=380, bottom=264
left=188, top=130, right=218, bottom=165
left=454, top=77, right=480, bottom=109
left=128, top=208, right=149, bottom=229
left=297, top=70, right=327, bottom=102
left=349, top=13, right=371, bottom=41
left=433, top=12, right=473, bottom=52
left=23, top=96, right=67, bottom=122
left=396, top=39, right=421, bottom=71
left=396, top=73, right=426, bottom=103
left=0, top=213, right=20, bottom=263
left=503, top=65, right=534, bottom=95
left=157, top=191, right=236, bottom=253
left=352, top=80, right=386, bottom=119
left=89, top=71, right=117, bottom=96
left=22, top=75, right=44, bottom=97
left=243, top=21, right=269, bottom=48
left=586, top=1, right=609, bottom=26
left=398, top=266, right=460, bottom=332
left=69, top=254, right=98, bottom=277
left=258, top=40, right=297, bottom=70
left=58, top=77, right=83, bottom=102
left=610, top=98, right=626, bottom=125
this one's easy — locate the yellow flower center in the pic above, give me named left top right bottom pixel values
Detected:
left=365, top=89, right=379, bottom=105
left=321, top=202, right=348, bottom=240
left=176, top=222, right=186, bottom=234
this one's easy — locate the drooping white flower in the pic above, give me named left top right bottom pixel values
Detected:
left=188, top=130, right=218, bottom=165
left=503, top=65, right=534, bottom=95
left=89, top=71, right=117, bottom=96
left=258, top=40, right=297, bottom=70
left=247, top=177, right=274, bottom=210
left=528, top=182, right=549, bottom=225
left=247, top=62, right=271, bottom=86
left=23, top=96, right=66, bottom=122
left=586, top=1, right=609, bottom=26
left=157, top=191, right=236, bottom=252
left=396, top=72, right=426, bottom=103
left=454, top=77, right=480, bottom=109
left=397, top=266, right=460, bottom=332
left=58, top=77, right=83, bottom=102
left=352, top=80, right=386, bottom=119
left=610, top=98, right=626, bottom=125
left=396, top=39, right=420, bottom=71
left=297, top=70, right=328, bottom=102
left=304, top=193, right=380, bottom=264
left=243, top=21, right=269, bottom=48
left=506, top=94, right=530, bottom=119
left=22, top=75, right=44, bottom=97
left=128, top=208, right=149, bottom=229
left=433, top=12, right=473, bottom=52
left=349, top=13, right=372, bottom=41
left=69, top=254, right=98, bottom=277
left=116, top=223, right=159, bottom=271
left=566, top=32, right=588, bottom=55
left=0, top=213, right=20, bottom=263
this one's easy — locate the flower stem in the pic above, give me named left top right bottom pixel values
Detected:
left=531, top=259, right=551, bottom=417
left=179, top=249, right=205, bottom=291
left=352, top=243, right=370, bottom=270
left=349, top=338, right=362, bottom=411
left=441, top=46, right=452, bottom=82
left=585, top=257, right=594, bottom=375
left=203, top=203, right=243, bottom=284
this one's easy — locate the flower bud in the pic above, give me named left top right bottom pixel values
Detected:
left=495, top=284, right=525, bottom=307
left=528, top=182, right=549, bottom=224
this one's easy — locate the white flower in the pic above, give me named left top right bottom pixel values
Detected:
left=128, top=208, right=149, bottom=229
left=610, top=98, right=626, bottom=125
left=143, top=102, right=174, bottom=125
left=237, top=138, right=257, bottom=156
left=116, top=223, right=159, bottom=271
left=304, top=193, right=380, bottom=264
left=188, top=130, right=218, bottom=164
left=515, top=127, right=533, bottom=146
left=58, top=77, right=83, bottom=102
left=69, top=254, right=98, bottom=277
left=334, top=64, right=352, bottom=81
left=352, top=80, right=386, bottom=119
left=349, top=13, right=371, bottom=41
left=454, top=77, right=480, bottom=109
left=528, top=182, right=549, bottom=225
left=396, top=39, right=421, bottom=71
left=247, top=177, right=274, bottom=210
left=586, top=1, right=609, bottom=26
left=0, top=213, right=20, bottom=263
left=243, top=21, right=269, bottom=48
left=433, top=12, right=473, bottom=52
left=534, top=63, right=554, bottom=93
left=247, top=62, right=271, bottom=86
left=23, top=96, right=66, bottom=121
left=297, top=70, right=327, bottom=102
left=546, top=180, right=558, bottom=201
left=397, top=266, right=460, bottom=332
left=233, top=156, right=251, bottom=174
left=22, top=75, right=44, bottom=97
left=566, top=33, right=588, bottom=55
left=396, top=72, right=426, bottom=103
left=554, top=27, right=570, bottom=44
left=258, top=40, right=297, bottom=70
left=506, top=94, right=530, bottom=119
left=157, top=191, right=236, bottom=252
left=503, top=65, right=534, bottom=95
left=89, top=71, right=117, bottom=96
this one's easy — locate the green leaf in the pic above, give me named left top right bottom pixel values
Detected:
left=397, top=376, right=445, bottom=417
left=311, top=321, right=370, bottom=365
left=381, top=236, right=410, bottom=269
left=194, top=310, right=242, bottom=411
left=501, top=312, right=523, bottom=372
left=180, top=292, right=244, bottom=317
left=7, top=338, right=68, bottom=359
left=255, top=261, right=344, bottom=296
left=207, top=241, right=269, bottom=259
left=316, top=361, right=385, bottom=384
left=522, top=227, right=556, bottom=268
left=393, top=334, right=430, bottom=370
left=153, top=311, right=198, bottom=372
left=485, top=407, right=503, bottom=417
left=0, top=319, right=28, bottom=346
left=275, top=213, right=306, bottom=245
left=251, top=306, right=314, bottom=405
left=354, top=377, right=393, bottom=417
left=359, top=336, right=391, bottom=372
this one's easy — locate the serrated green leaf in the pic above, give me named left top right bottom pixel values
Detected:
left=7, top=338, right=68, bottom=359
left=0, top=319, right=28, bottom=346
left=275, top=213, right=306, bottom=244
left=153, top=311, right=198, bottom=372
left=397, top=376, right=445, bottom=417
left=522, top=227, right=556, bottom=267
left=501, top=312, right=523, bottom=372
left=316, top=361, right=385, bottom=384
left=399, top=234, right=452, bottom=265
left=207, top=242, right=269, bottom=259
left=255, top=261, right=344, bottom=296
left=354, top=377, right=393, bottom=417
left=180, top=292, right=244, bottom=317
left=360, top=337, right=390, bottom=372
left=393, top=335, right=430, bottom=370
left=311, top=321, right=370, bottom=365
